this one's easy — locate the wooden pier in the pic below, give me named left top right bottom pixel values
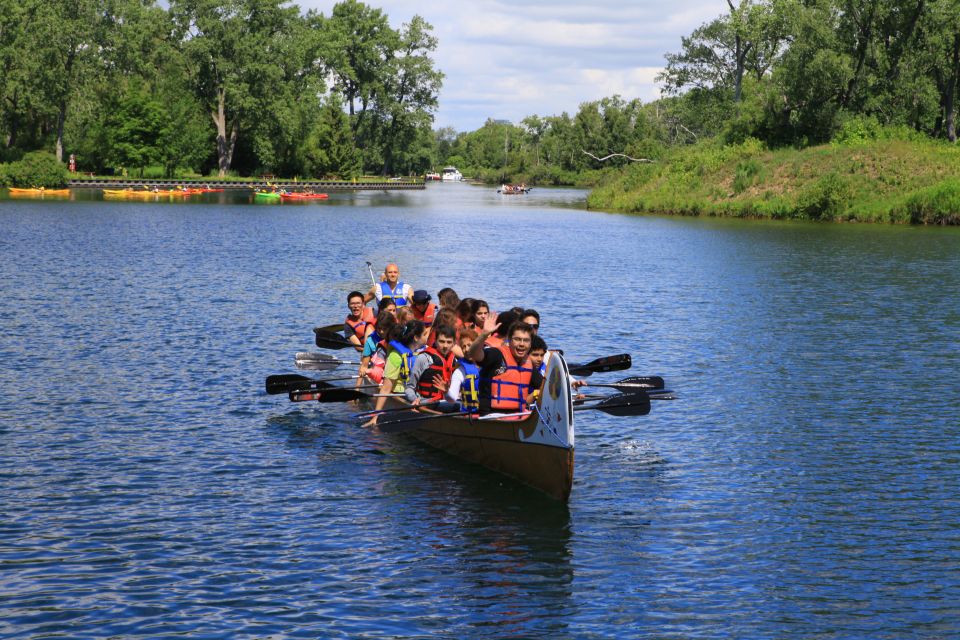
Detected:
left=67, top=178, right=425, bottom=190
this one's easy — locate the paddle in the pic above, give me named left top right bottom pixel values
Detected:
left=265, top=373, right=361, bottom=395
left=574, top=391, right=651, bottom=417
left=317, top=323, right=344, bottom=334
left=376, top=406, right=475, bottom=433
left=567, top=354, right=632, bottom=377
left=313, top=328, right=356, bottom=350
left=352, top=399, right=447, bottom=419
left=614, top=376, right=665, bottom=388
left=266, top=374, right=333, bottom=395
left=582, top=377, right=666, bottom=393
left=577, top=390, right=676, bottom=403
left=289, top=388, right=402, bottom=403
left=294, top=352, right=358, bottom=371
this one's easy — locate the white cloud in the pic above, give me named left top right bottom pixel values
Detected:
left=297, top=0, right=725, bottom=131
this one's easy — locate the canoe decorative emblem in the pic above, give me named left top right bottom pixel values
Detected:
left=548, top=367, right=562, bottom=400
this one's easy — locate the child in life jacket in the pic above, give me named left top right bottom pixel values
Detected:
left=524, top=335, right=548, bottom=407
left=445, top=328, right=481, bottom=413
left=359, top=311, right=397, bottom=385
left=405, top=324, right=457, bottom=405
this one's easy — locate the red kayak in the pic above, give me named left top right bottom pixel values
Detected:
left=279, top=192, right=329, bottom=200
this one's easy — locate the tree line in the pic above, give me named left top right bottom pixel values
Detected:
left=0, top=0, right=442, bottom=178
left=437, top=0, right=960, bottom=185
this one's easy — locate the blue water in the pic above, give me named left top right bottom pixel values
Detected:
left=2, top=185, right=959, bottom=638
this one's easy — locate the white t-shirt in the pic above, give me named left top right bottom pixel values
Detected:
left=445, top=367, right=466, bottom=403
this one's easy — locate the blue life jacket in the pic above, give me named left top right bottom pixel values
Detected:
left=457, top=360, right=480, bottom=413
left=379, top=281, right=408, bottom=307
left=388, top=340, right=416, bottom=382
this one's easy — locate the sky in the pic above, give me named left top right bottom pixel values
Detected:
left=299, top=0, right=725, bottom=133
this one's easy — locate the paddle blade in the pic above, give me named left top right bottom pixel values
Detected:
left=568, top=353, right=632, bottom=377
left=295, top=351, right=353, bottom=371
left=576, top=391, right=651, bottom=417
left=314, top=328, right=354, bottom=350
left=616, top=376, right=665, bottom=389
left=265, top=373, right=327, bottom=395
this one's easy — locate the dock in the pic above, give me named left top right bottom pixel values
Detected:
left=67, top=178, right=425, bottom=190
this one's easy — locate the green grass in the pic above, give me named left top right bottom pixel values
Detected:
left=587, top=137, right=960, bottom=224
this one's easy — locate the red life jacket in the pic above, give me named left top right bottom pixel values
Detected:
left=411, top=302, right=437, bottom=327
left=345, top=307, right=376, bottom=343
left=367, top=340, right=388, bottom=383
left=415, top=345, right=456, bottom=400
left=486, top=345, right=533, bottom=411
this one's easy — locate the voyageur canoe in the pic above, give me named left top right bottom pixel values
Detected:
left=372, top=350, right=576, bottom=501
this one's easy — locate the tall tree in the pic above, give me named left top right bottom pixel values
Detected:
left=378, top=15, right=443, bottom=175
left=171, top=0, right=299, bottom=176
left=659, top=0, right=788, bottom=103
left=301, top=93, right=360, bottom=178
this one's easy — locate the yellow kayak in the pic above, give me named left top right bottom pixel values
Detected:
left=8, top=187, right=70, bottom=196
left=103, top=188, right=181, bottom=197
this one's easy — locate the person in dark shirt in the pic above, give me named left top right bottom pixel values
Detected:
left=468, top=320, right=537, bottom=414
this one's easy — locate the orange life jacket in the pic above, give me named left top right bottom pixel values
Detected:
left=484, top=345, right=533, bottom=411
left=411, top=302, right=437, bottom=327
left=345, top=307, right=376, bottom=343
left=415, top=346, right=456, bottom=400
left=484, top=334, right=504, bottom=349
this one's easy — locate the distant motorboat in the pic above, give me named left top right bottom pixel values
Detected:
left=440, top=166, right=463, bottom=181
left=425, top=172, right=441, bottom=181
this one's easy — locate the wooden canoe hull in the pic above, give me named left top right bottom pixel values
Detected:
left=376, top=351, right=576, bottom=501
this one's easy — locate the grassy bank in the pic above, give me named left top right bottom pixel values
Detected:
left=587, top=138, right=960, bottom=224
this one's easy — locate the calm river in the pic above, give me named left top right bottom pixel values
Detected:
left=2, top=184, right=959, bottom=638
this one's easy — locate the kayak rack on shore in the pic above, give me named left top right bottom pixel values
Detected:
left=67, top=178, right=425, bottom=191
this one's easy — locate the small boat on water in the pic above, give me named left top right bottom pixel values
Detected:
left=425, top=172, right=441, bottom=181
left=279, top=192, right=329, bottom=201
left=103, top=188, right=184, bottom=197
left=498, top=184, right=530, bottom=195
left=254, top=190, right=281, bottom=200
left=440, top=166, right=463, bottom=181
left=8, top=187, right=70, bottom=197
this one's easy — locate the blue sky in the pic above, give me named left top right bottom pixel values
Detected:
left=299, top=0, right=725, bottom=132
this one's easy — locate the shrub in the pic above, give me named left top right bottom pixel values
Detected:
left=1, top=151, right=68, bottom=188
left=892, top=179, right=960, bottom=224
left=797, top=172, right=851, bottom=220
left=733, top=158, right=762, bottom=194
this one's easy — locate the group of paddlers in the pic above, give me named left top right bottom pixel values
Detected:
left=340, top=263, right=567, bottom=425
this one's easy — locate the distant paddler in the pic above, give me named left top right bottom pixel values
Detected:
left=363, top=263, right=413, bottom=308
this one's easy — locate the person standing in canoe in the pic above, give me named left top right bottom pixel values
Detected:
left=468, top=321, right=537, bottom=414
left=344, top=291, right=376, bottom=351
left=364, top=263, right=413, bottom=307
